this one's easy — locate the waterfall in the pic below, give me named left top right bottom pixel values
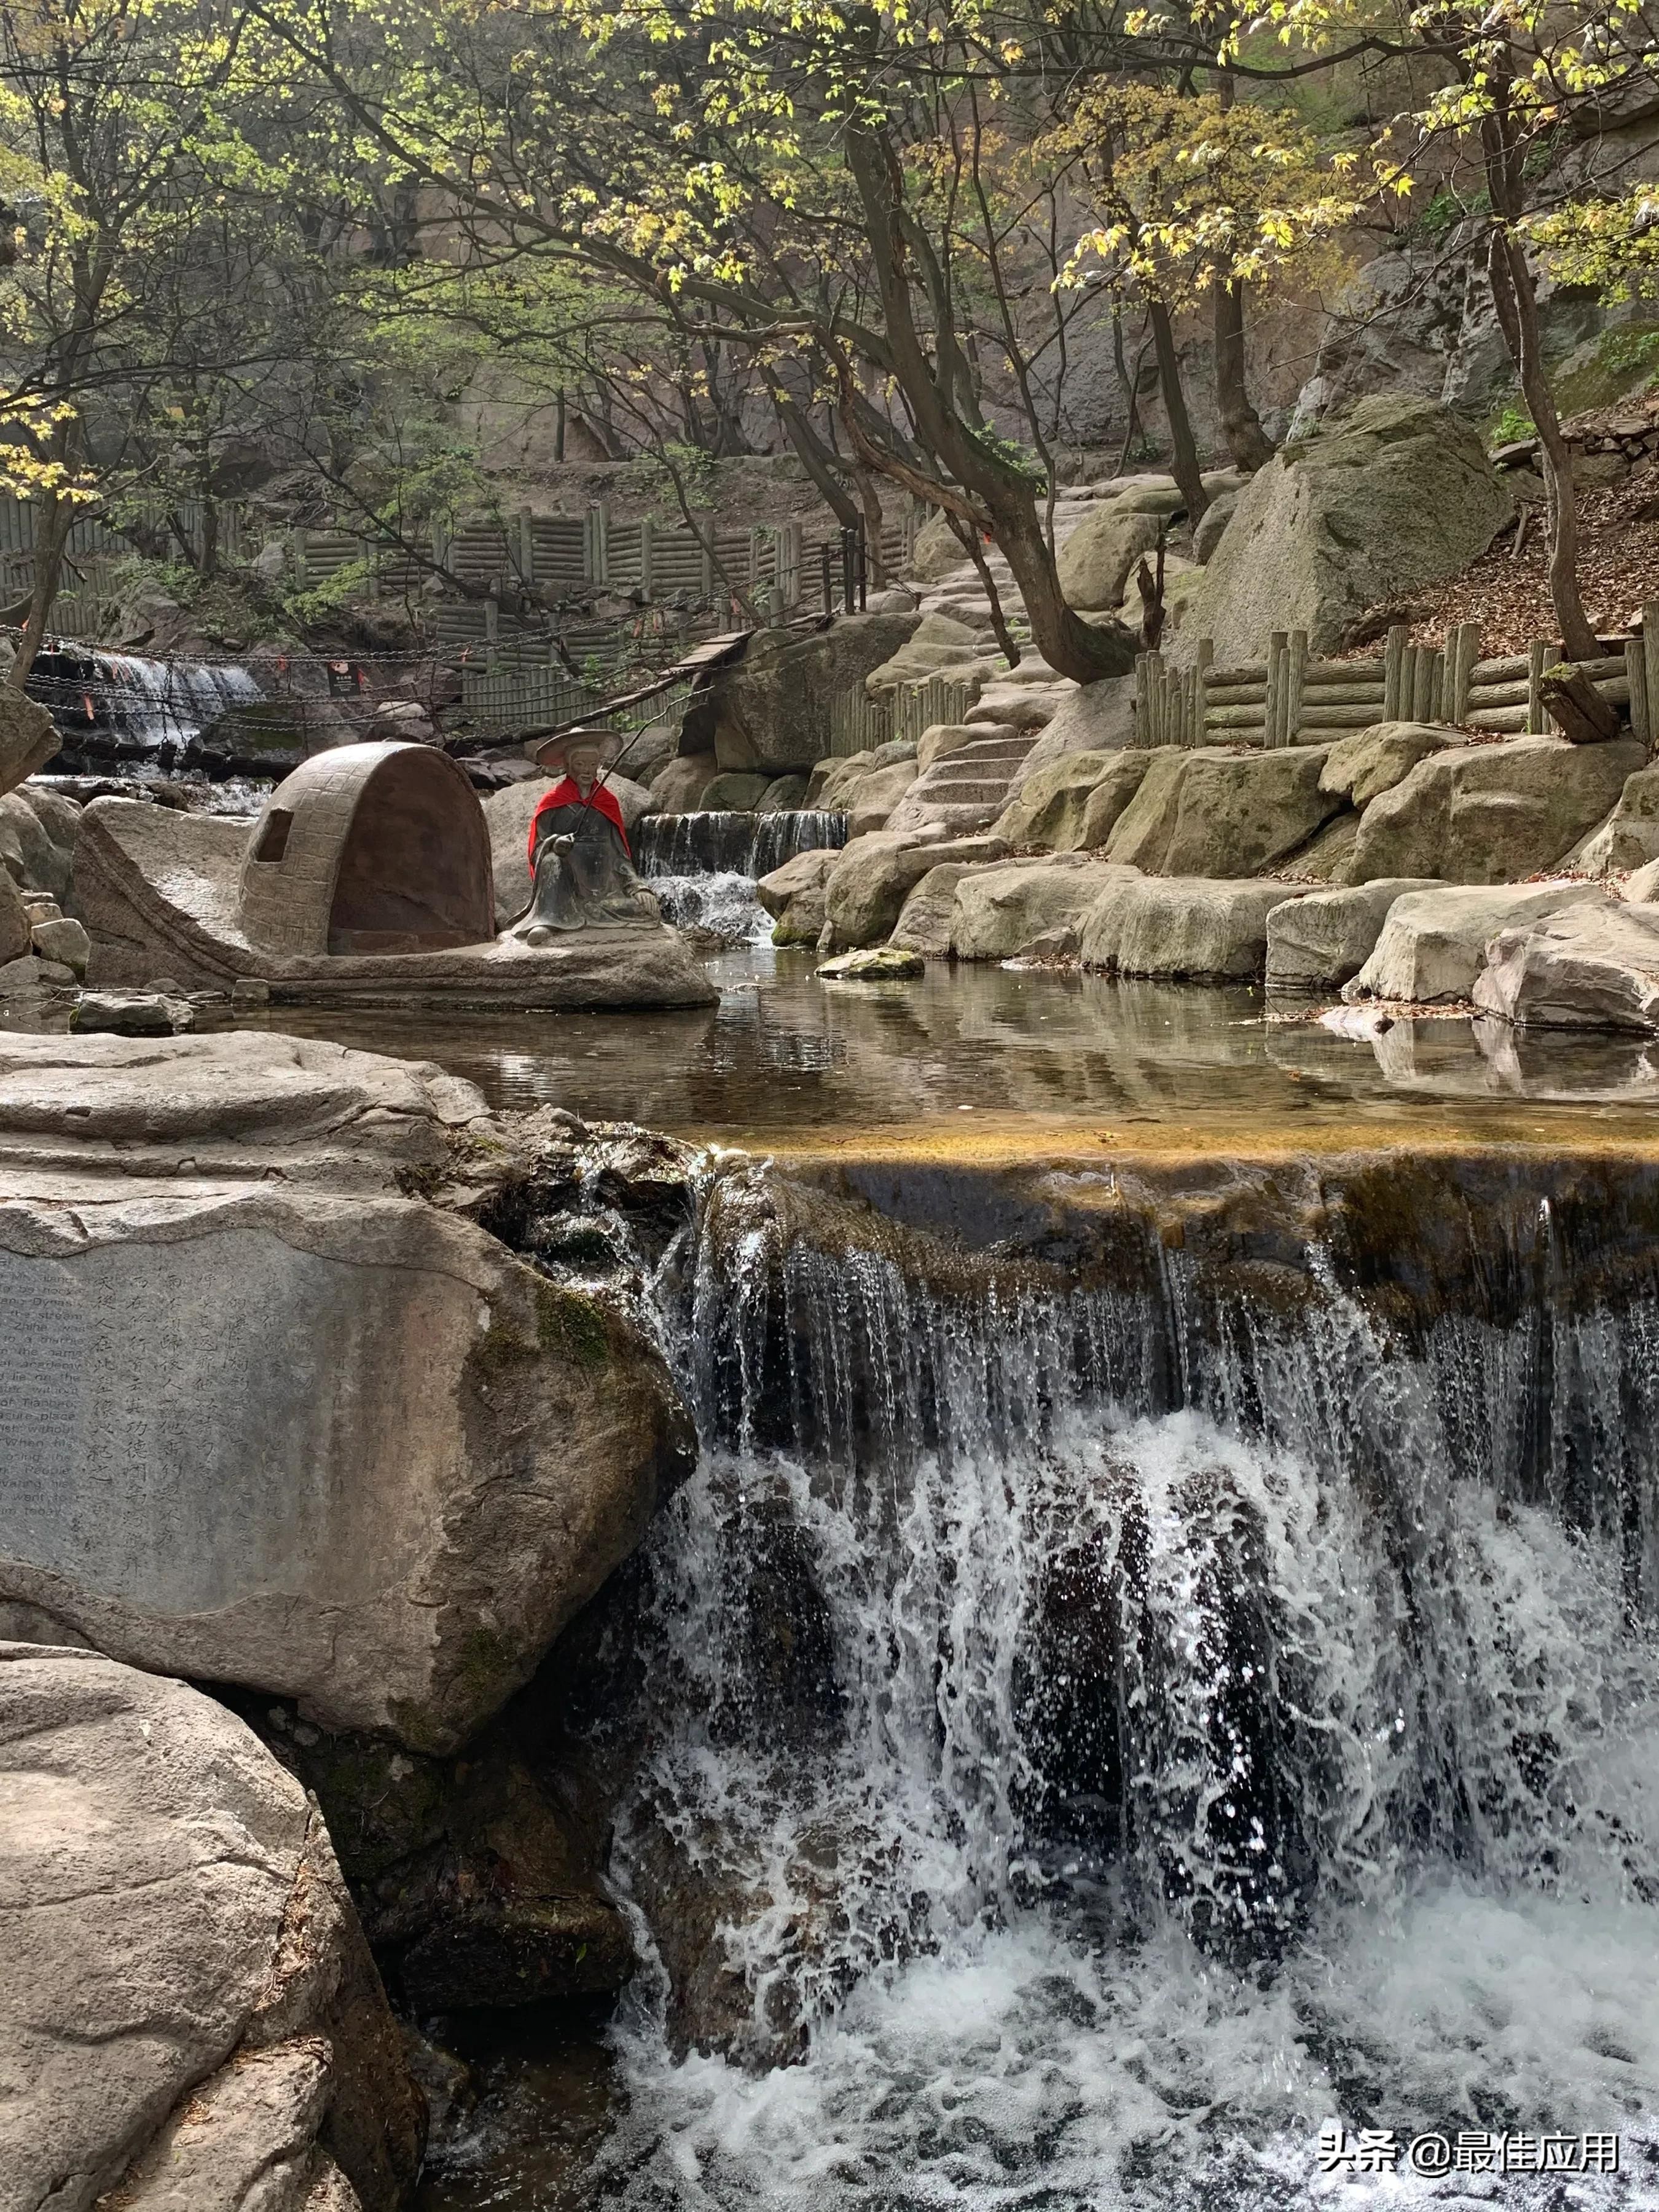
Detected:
left=638, top=809, right=848, bottom=879
left=28, top=644, right=264, bottom=755
left=540, top=1159, right=1659, bottom=2210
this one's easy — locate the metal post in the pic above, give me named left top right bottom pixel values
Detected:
left=822, top=543, right=833, bottom=618
left=841, top=527, right=856, bottom=615
left=856, top=524, right=868, bottom=611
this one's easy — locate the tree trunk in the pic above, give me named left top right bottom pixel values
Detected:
left=1213, top=281, right=1275, bottom=471
left=985, top=490, right=1135, bottom=680
left=1488, top=231, right=1596, bottom=659
left=774, top=393, right=862, bottom=533
left=8, top=492, right=74, bottom=690
left=1147, top=300, right=1209, bottom=524
left=854, top=465, right=887, bottom=588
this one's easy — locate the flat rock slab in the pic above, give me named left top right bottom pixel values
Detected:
left=1344, top=881, right=1610, bottom=1004
left=1475, top=900, right=1659, bottom=1032
left=0, top=1037, right=688, bottom=1749
left=1081, top=876, right=1312, bottom=980
left=0, top=1644, right=420, bottom=2212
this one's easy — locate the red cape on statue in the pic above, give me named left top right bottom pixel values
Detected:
left=527, top=777, right=632, bottom=862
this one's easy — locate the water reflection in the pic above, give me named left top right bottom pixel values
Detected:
left=242, top=947, right=1659, bottom=1142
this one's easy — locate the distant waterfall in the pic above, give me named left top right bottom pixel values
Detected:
left=28, top=645, right=263, bottom=755
left=554, top=1158, right=1659, bottom=2210
left=638, top=809, right=848, bottom=880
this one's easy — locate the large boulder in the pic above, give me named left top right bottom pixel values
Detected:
left=0, top=688, right=60, bottom=794
left=701, top=771, right=771, bottom=812
left=1013, top=677, right=1136, bottom=785
left=951, top=857, right=1125, bottom=961
left=1344, top=881, right=1609, bottom=1003
left=847, top=757, right=920, bottom=834
left=1319, top=722, right=1463, bottom=808
left=1180, top=396, right=1514, bottom=661
left=1475, top=899, right=1659, bottom=1032
left=756, top=846, right=840, bottom=945
left=481, top=772, right=657, bottom=924
left=0, top=786, right=77, bottom=900
left=650, top=755, right=718, bottom=814
left=0, top=1643, right=423, bottom=2212
left=993, top=750, right=1151, bottom=852
left=1081, top=876, right=1310, bottom=979
left=1342, top=735, right=1645, bottom=885
left=712, top=611, right=922, bottom=773
left=822, top=831, right=1006, bottom=949
left=1054, top=506, right=1161, bottom=611
left=1571, top=763, right=1659, bottom=874
left=1265, top=877, right=1445, bottom=991
left=1101, top=745, right=1339, bottom=877
left=0, top=1033, right=690, bottom=1751
left=0, top=871, right=27, bottom=965
left=890, top=861, right=1002, bottom=956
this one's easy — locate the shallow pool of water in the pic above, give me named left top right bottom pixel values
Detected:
left=253, top=946, right=1659, bottom=1151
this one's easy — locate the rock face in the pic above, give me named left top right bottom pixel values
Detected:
left=649, top=755, right=718, bottom=814
left=889, top=861, right=999, bottom=955
left=993, top=750, right=1150, bottom=851
left=822, top=833, right=1008, bottom=950
left=1345, top=881, right=1608, bottom=1003
left=1054, top=506, right=1161, bottom=610
left=0, top=1033, right=691, bottom=1750
left=0, top=689, right=60, bottom=795
left=1319, top=723, right=1462, bottom=807
left=757, top=847, right=840, bottom=945
left=1265, top=879, right=1445, bottom=990
left=0, top=871, right=26, bottom=965
left=1572, top=763, right=1659, bottom=873
left=1013, top=677, right=1135, bottom=784
left=1081, top=876, right=1309, bottom=979
left=1, top=785, right=79, bottom=899
left=1183, top=396, right=1513, bottom=660
left=1475, top=900, right=1659, bottom=1031
left=1343, top=735, right=1645, bottom=885
left=1099, top=745, right=1339, bottom=877
left=0, top=1643, right=423, bottom=2212
left=712, top=611, right=922, bottom=774
left=951, top=857, right=1123, bottom=960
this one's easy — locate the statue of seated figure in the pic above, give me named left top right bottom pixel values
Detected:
left=508, top=729, right=658, bottom=939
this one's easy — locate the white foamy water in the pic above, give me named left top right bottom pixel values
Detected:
left=650, top=871, right=773, bottom=947
left=426, top=1166, right=1659, bottom=2208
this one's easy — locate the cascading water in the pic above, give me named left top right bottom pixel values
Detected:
left=638, top=811, right=848, bottom=947
left=638, top=810, right=849, bottom=879
left=482, top=1158, right=1659, bottom=2211
left=28, top=643, right=264, bottom=755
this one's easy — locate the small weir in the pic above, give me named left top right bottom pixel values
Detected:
left=637, top=807, right=847, bottom=879
left=429, top=1148, right=1659, bottom=2209
left=636, top=808, right=847, bottom=947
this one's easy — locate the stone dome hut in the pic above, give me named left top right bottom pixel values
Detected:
left=237, top=742, right=495, bottom=957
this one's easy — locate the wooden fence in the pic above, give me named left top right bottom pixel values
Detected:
left=294, top=503, right=918, bottom=618
left=1136, top=610, right=1659, bottom=750
left=827, top=675, right=977, bottom=758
